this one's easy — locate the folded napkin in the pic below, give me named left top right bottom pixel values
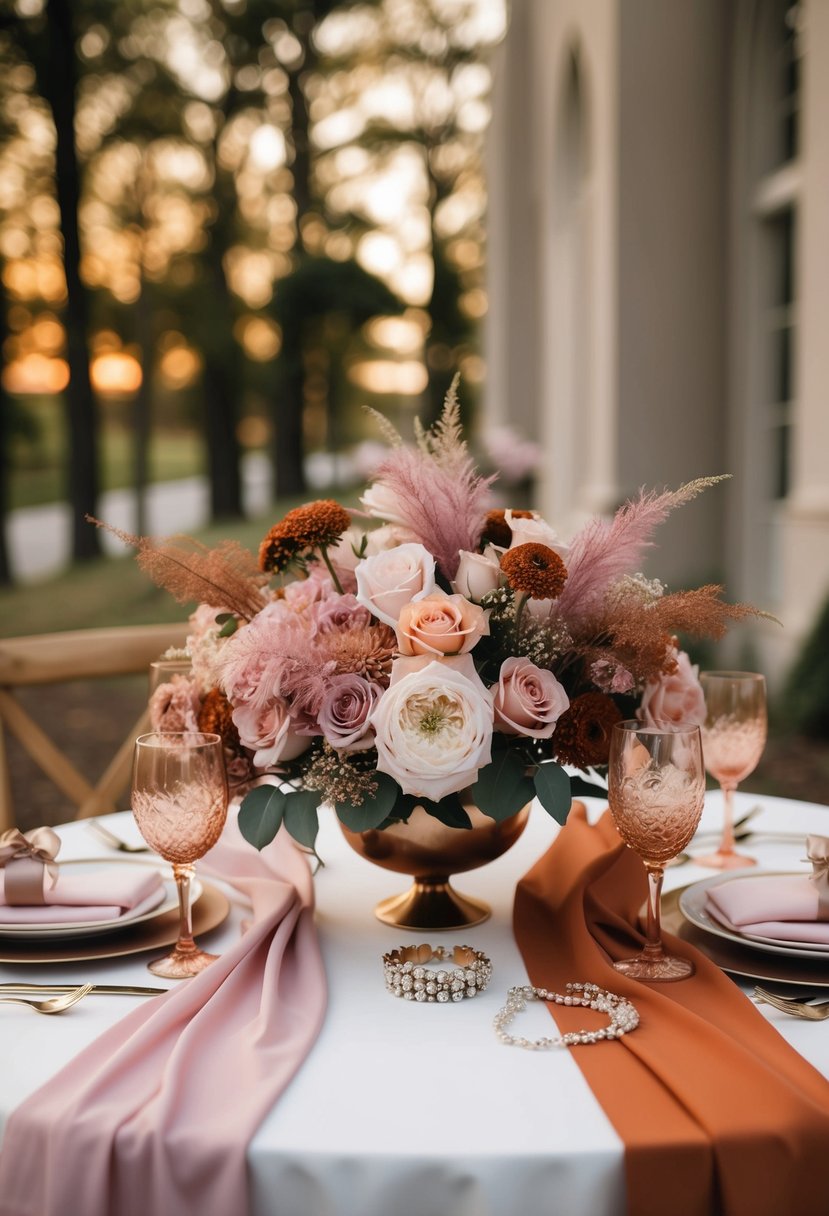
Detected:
left=0, top=811, right=326, bottom=1216
left=706, top=873, right=829, bottom=945
left=0, top=867, right=165, bottom=925
left=514, top=804, right=829, bottom=1216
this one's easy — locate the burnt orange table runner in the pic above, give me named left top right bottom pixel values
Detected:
left=514, top=804, right=829, bottom=1216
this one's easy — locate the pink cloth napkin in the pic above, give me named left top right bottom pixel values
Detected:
left=0, top=867, right=164, bottom=924
left=706, top=873, right=829, bottom=945
left=0, top=813, right=327, bottom=1216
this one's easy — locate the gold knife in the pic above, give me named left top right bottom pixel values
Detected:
left=0, top=982, right=167, bottom=996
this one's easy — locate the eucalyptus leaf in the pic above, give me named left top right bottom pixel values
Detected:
left=425, top=795, right=472, bottom=830
left=534, top=762, right=572, bottom=825
left=336, top=772, right=399, bottom=831
left=283, top=791, right=322, bottom=850
left=238, top=785, right=286, bottom=850
left=569, top=775, right=610, bottom=800
left=473, top=749, right=533, bottom=821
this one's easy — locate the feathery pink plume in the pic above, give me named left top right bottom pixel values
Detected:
left=556, top=476, right=728, bottom=622
left=372, top=444, right=494, bottom=579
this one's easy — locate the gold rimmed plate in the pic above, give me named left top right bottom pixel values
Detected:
left=0, top=881, right=230, bottom=965
left=662, top=886, right=829, bottom=990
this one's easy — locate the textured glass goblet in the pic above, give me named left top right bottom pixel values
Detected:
left=148, top=658, right=193, bottom=696
left=131, top=731, right=228, bottom=978
left=609, top=721, right=705, bottom=982
left=696, top=672, right=767, bottom=870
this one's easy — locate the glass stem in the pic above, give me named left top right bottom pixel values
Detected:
left=719, top=782, right=737, bottom=855
left=172, top=862, right=197, bottom=955
left=642, top=865, right=666, bottom=962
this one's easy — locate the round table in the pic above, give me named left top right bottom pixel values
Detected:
left=2, top=791, right=828, bottom=1216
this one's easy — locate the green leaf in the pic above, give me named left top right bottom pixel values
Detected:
left=283, top=791, right=322, bottom=850
left=237, top=785, right=286, bottom=850
left=218, top=616, right=238, bottom=638
left=534, top=763, right=573, bottom=825
left=336, top=772, right=399, bottom=831
left=425, top=795, right=472, bottom=830
left=569, top=775, right=609, bottom=800
left=473, top=749, right=534, bottom=821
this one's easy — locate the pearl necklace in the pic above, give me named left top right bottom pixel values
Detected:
left=493, top=981, right=640, bottom=1050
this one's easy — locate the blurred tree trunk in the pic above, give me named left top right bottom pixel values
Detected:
left=270, top=7, right=320, bottom=499
left=200, top=98, right=243, bottom=521
left=0, top=257, right=12, bottom=586
left=43, top=0, right=101, bottom=561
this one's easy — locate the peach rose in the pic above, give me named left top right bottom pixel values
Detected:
left=396, top=592, right=489, bottom=657
left=638, top=649, right=706, bottom=729
left=354, top=542, right=436, bottom=628
left=452, top=546, right=503, bottom=601
left=493, top=657, right=570, bottom=738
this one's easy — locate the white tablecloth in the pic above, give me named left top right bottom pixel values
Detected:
left=2, top=792, right=829, bottom=1216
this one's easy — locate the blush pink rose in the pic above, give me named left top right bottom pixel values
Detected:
left=231, top=700, right=310, bottom=769
left=638, top=649, right=706, bottom=729
left=396, top=592, right=489, bottom=657
left=354, top=542, right=436, bottom=628
left=493, top=657, right=570, bottom=738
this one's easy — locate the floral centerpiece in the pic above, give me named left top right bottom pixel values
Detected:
left=111, top=381, right=756, bottom=858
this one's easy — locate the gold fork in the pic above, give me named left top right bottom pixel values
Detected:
left=753, top=986, right=829, bottom=1021
left=0, top=983, right=94, bottom=1015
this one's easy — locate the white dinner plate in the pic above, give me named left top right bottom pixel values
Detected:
left=678, top=871, right=829, bottom=961
left=0, top=859, right=202, bottom=940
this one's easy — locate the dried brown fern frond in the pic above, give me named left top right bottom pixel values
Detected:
left=87, top=517, right=268, bottom=621
left=570, top=585, right=768, bottom=685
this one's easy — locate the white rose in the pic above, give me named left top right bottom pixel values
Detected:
left=370, top=655, right=494, bottom=801
left=364, top=524, right=418, bottom=554
left=506, top=510, right=569, bottom=560
left=360, top=482, right=411, bottom=528
left=354, top=542, right=436, bottom=628
left=452, top=546, right=503, bottom=601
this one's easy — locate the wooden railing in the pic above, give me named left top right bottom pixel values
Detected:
left=0, top=623, right=189, bottom=832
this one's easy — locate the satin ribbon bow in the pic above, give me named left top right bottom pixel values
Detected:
left=806, top=834, right=829, bottom=919
left=0, top=827, right=61, bottom=906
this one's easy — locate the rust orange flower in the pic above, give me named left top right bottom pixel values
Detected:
left=198, top=687, right=242, bottom=753
left=259, top=500, right=352, bottom=573
left=481, top=508, right=534, bottom=549
left=500, top=543, right=568, bottom=600
left=552, top=693, right=622, bottom=768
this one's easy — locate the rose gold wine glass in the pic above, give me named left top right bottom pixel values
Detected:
left=696, top=672, right=767, bottom=870
left=608, top=721, right=706, bottom=982
left=131, top=731, right=228, bottom=978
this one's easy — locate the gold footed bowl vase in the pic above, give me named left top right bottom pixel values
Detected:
left=339, top=794, right=530, bottom=931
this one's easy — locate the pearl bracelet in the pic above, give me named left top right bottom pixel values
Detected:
left=493, top=981, right=640, bottom=1049
left=383, top=944, right=492, bottom=1003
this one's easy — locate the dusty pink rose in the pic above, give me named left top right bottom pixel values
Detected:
left=318, top=674, right=379, bottom=752
left=231, top=700, right=310, bottom=768
left=452, top=547, right=503, bottom=601
left=396, top=592, right=488, bottom=657
left=370, top=655, right=493, bottom=801
left=149, top=675, right=201, bottom=733
left=493, top=657, right=570, bottom=738
left=354, top=542, right=436, bottom=628
left=590, top=659, right=635, bottom=695
left=638, top=649, right=706, bottom=728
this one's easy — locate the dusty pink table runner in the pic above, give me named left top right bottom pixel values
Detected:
left=0, top=817, right=327, bottom=1216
